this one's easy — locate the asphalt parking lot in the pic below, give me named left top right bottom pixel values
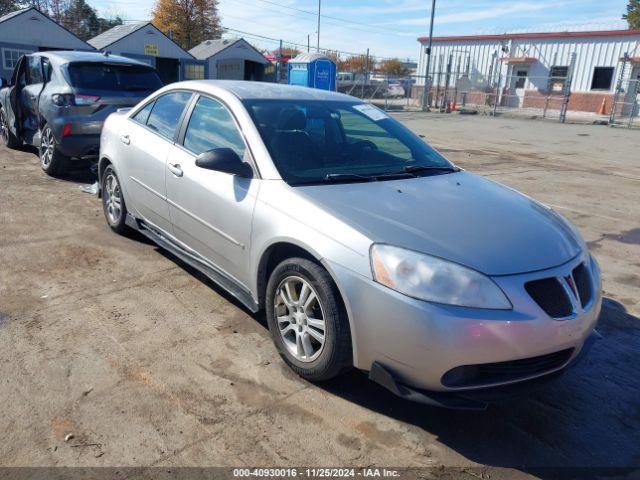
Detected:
left=1, top=113, right=639, bottom=478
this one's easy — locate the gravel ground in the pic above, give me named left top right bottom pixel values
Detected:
left=0, top=113, right=639, bottom=479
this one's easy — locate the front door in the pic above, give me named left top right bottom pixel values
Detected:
left=165, top=94, right=258, bottom=286
left=123, top=91, right=192, bottom=233
left=20, top=55, right=46, bottom=137
left=510, top=67, right=528, bottom=107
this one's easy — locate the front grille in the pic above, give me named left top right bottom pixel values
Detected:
left=525, top=277, right=573, bottom=318
left=572, top=263, right=593, bottom=308
left=441, top=348, right=574, bottom=388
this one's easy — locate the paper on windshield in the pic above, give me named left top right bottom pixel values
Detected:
left=353, top=104, right=389, bottom=122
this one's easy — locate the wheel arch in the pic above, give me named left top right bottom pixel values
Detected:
left=255, top=239, right=360, bottom=366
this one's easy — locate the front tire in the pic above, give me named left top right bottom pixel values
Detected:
left=0, top=108, right=19, bottom=148
left=266, top=258, right=352, bottom=381
left=40, top=124, right=68, bottom=177
left=101, top=165, right=129, bottom=234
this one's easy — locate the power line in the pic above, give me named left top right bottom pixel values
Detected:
left=223, top=0, right=409, bottom=38
left=221, top=26, right=397, bottom=61
left=234, top=0, right=408, bottom=36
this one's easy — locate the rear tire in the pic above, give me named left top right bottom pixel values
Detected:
left=40, top=124, right=68, bottom=177
left=101, top=165, right=129, bottom=235
left=266, top=257, right=352, bottom=381
left=0, top=107, right=19, bottom=149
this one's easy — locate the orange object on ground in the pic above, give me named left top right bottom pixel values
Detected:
left=597, top=98, right=607, bottom=115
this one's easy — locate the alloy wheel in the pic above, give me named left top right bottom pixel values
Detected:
left=103, top=173, right=123, bottom=225
left=0, top=110, right=8, bottom=144
left=274, top=276, right=326, bottom=362
left=40, top=127, right=55, bottom=169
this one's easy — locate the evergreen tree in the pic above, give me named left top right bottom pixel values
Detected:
left=624, top=0, right=640, bottom=29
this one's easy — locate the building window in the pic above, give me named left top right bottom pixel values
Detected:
left=547, top=66, right=569, bottom=92
left=591, top=67, right=614, bottom=91
left=2, top=48, right=32, bottom=70
left=184, top=64, right=205, bottom=80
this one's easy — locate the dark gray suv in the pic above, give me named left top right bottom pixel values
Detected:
left=0, top=51, right=163, bottom=176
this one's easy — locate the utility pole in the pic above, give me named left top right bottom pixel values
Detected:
left=307, top=34, right=310, bottom=52
left=278, top=39, right=283, bottom=83
left=362, top=48, right=370, bottom=98
left=421, top=0, right=436, bottom=111
left=316, top=0, right=321, bottom=52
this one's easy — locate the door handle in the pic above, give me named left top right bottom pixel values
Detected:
left=168, top=162, right=183, bottom=177
left=119, top=134, right=130, bottom=145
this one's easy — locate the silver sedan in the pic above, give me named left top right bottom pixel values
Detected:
left=98, top=80, right=601, bottom=409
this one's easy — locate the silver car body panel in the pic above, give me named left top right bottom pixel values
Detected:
left=99, top=80, right=602, bottom=393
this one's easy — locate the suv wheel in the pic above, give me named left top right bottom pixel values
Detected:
left=101, top=165, right=129, bottom=234
left=266, top=257, right=352, bottom=381
left=40, top=124, right=68, bottom=177
left=0, top=108, right=19, bottom=148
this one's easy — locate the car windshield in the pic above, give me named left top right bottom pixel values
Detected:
left=66, top=62, right=163, bottom=91
left=243, top=99, right=454, bottom=185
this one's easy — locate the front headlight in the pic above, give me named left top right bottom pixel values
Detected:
left=370, top=244, right=512, bottom=309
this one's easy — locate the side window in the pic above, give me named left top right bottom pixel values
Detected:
left=183, top=96, right=246, bottom=157
left=146, top=91, right=192, bottom=140
left=340, top=110, right=412, bottom=160
left=27, top=56, right=43, bottom=85
left=42, top=58, right=52, bottom=82
left=132, top=101, right=155, bottom=125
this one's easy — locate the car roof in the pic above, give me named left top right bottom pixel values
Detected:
left=32, top=50, right=150, bottom=67
left=175, top=80, right=358, bottom=102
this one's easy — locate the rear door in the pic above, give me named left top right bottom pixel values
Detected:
left=121, top=91, right=192, bottom=233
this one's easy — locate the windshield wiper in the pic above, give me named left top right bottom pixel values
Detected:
left=323, top=173, right=375, bottom=183
left=403, top=165, right=460, bottom=174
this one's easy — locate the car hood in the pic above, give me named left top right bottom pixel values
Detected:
left=294, top=171, right=583, bottom=276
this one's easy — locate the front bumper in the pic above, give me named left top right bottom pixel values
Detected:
left=369, top=330, right=600, bottom=410
left=327, top=252, right=602, bottom=394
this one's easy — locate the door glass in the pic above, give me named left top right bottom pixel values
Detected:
left=132, top=101, right=155, bottom=125
left=183, top=96, right=246, bottom=157
left=27, top=56, right=43, bottom=85
left=146, top=92, right=192, bottom=140
left=515, top=70, right=527, bottom=89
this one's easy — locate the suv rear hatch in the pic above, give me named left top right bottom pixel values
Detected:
left=64, top=61, right=163, bottom=117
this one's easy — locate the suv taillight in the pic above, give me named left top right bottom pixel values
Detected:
left=74, top=94, right=100, bottom=105
left=52, top=93, right=100, bottom=106
left=52, top=93, right=74, bottom=106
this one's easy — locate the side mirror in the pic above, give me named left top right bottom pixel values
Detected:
left=195, top=148, right=253, bottom=178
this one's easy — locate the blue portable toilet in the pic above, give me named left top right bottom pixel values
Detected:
left=288, top=53, right=337, bottom=91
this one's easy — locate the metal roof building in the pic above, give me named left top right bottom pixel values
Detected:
left=417, top=29, right=640, bottom=114
left=189, top=38, right=272, bottom=81
left=0, top=7, right=92, bottom=80
left=89, top=22, right=202, bottom=84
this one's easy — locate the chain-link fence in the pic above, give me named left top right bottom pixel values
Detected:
left=609, top=56, right=640, bottom=129
left=338, top=65, right=639, bottom=128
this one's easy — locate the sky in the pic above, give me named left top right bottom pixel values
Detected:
left=92, top=0, right=630, bottom=61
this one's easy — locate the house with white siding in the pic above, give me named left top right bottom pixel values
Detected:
left=417, top=30, right=640, bottom=114
left=0, top=7, right=92, bottom=81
